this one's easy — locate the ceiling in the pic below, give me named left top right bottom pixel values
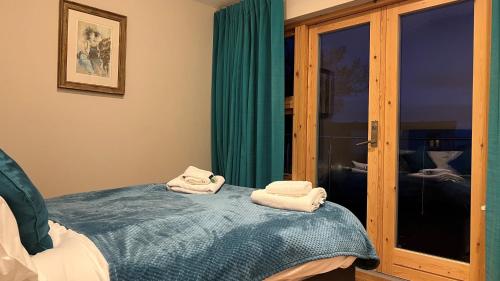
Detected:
left=195, top=0, right=240, bottom=8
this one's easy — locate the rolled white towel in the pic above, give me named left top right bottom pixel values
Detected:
left=251, top=188, right=327, bottom=213
left=182, top=166, right=214, bottom=185
left=265, top=181, right=313, bottom=197
left=167, top=175, right=225, bottom=194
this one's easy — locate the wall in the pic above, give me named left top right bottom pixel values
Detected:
left=285, top=0, right=356, bottom=20
left=0, top=0, right=215, bottom=197
left=194, top=0, right=359, bottom=21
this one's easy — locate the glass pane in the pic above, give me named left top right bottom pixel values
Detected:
left=284, top=114, right=293, bottom=176
left=397, top=0, right=474, bottom=262
left=285, top=36, right=295, bottom=97
left=317, top=24, right=370, bottom=227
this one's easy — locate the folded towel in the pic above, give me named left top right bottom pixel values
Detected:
left=182, top=166, right=214, bottom=185
left=167, top=175, right=225, bottom=194
left=251, top=188, right=327, bottom=212
left=265, top=181, right=313, bottom=197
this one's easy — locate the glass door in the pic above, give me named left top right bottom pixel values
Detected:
left=305, top=1, right=488, bottom=279
left=307, top=10, right=383, bottom=255
left=382, top=0, right=489, bottom=279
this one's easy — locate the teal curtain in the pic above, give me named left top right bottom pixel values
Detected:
left=488, top=0, right=500, bottom=280
left=211, top=0, right=284, bottom=188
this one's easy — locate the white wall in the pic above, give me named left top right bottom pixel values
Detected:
left=285, top=0, right=356, bottom=20
left=195, top=0, right=360, bottom=20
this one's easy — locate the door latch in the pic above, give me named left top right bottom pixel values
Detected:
left=356, top=121, right=378, bottom=147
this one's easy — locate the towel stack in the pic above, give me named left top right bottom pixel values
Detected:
left=167, top=166, right=225, bottom=194
left=251, top=181, right=327, bottom=213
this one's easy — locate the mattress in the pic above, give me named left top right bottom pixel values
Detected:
left=32, top=221, right=355, bottom=281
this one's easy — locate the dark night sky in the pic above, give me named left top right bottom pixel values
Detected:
left=320, top=24, right=370, bottom=124
left=400, top=0, right=474, bottom=130
left=315, top=0, right=473, bottom=131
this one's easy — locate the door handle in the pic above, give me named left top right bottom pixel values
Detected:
left=355, top=139, right=376, bottom=146
left=355, top=121, right=378, bottom=147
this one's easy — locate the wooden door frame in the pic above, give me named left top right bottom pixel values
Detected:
left=306, top=9, right=385, bottom=260
left=288, top=0, right=490, bottom=279
left=291, top=25, right=309, bottom=181
left=382, top=0, right=491, bottom=280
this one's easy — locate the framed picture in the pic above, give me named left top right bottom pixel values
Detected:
left=58, top=0, right=127, bottom=95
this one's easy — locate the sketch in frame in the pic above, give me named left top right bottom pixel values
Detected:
left=77, top=22, right=111, bottom=77
left=58, top=0, right=127, bottom=95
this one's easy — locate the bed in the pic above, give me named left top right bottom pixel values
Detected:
left=30, top=183, right=379, bottom=281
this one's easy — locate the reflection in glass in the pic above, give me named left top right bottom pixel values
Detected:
left=284, top=114, right=293, bottom=176
left=397, top=0, right=473, bottom=262
left=317, top=24, right=370, bottom=227
left=285, top=36, right=295, bottom=97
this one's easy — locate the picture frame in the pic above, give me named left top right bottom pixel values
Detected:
left=58, top=0, right=127, bottom=95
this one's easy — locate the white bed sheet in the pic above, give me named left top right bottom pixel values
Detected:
left=31, top=221, right=109, bottom=281
left=32, top=221, right=356, bottom=281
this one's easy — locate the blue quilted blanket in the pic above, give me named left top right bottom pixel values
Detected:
left=46, top=184, right=379, bottom=281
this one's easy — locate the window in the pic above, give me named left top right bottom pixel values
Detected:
left=285, top=36, right=295, bottom=97
left=284, top=34, right=295, bottom=179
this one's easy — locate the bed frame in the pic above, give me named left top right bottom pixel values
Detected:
left=306, top=265, right=355, bottom=281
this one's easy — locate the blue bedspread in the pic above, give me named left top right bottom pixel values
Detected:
left=46, top=184, right=379, bottom=281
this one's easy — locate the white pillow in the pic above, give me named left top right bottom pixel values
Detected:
left=427, top=151, right=463, bottom=172
left=0, top=196, right=39, bottom=281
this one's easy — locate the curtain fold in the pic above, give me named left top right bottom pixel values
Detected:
left=211, top=0, right=285, bottom=188
left=488, top=0, right=500, bottom=280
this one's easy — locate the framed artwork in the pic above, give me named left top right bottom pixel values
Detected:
left=58, top=0, right=127, bottom=95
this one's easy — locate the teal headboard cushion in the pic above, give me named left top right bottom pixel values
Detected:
left=0, top=149, right=53, bottom=255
